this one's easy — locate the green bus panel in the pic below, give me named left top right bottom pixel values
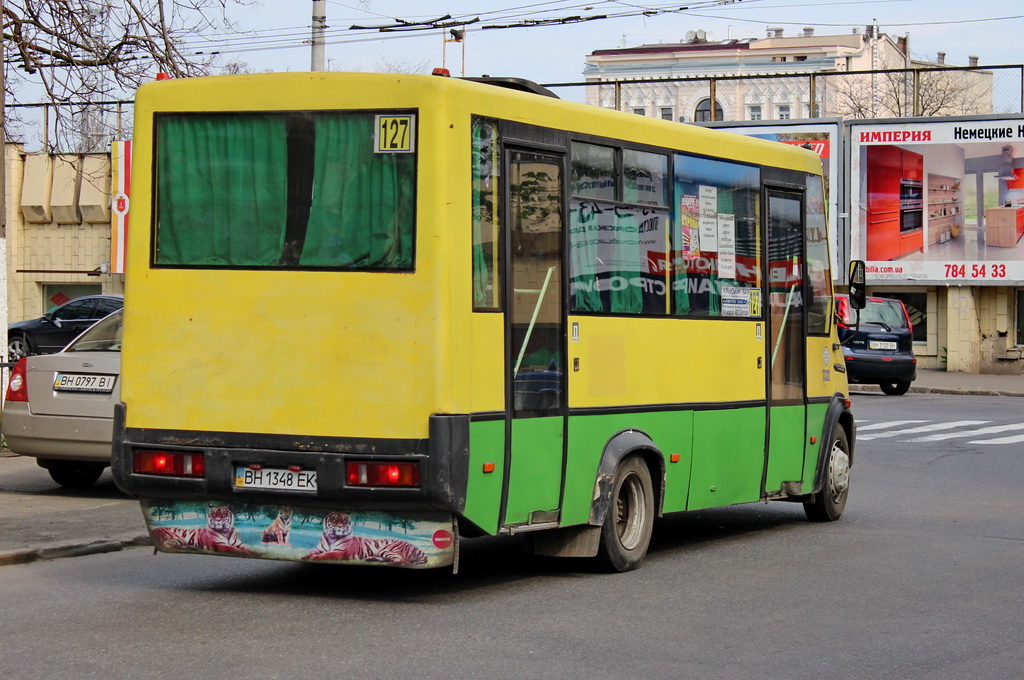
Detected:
left=687, top=407, right=767, bottom=510
left=505, top=416, right=564, bottom=525
left=464, top=419, right=506, bottom=535
left=802, top=402, right=831, bottom=488
left=561, top=410, right=694, bottom=526
left=765, top=404, right=808, bottom=493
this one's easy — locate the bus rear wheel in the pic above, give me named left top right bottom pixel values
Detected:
left=596, top=455, right=654, bottom=572
left=803, top=427, right=850, bottom=522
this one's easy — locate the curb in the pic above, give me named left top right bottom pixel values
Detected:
left=851, top=385, right=1024, bottom=398
left=0, top=533, right=151, bottom=567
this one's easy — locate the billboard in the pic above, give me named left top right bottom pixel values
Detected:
left=849, top=116, right=1024, bottom=285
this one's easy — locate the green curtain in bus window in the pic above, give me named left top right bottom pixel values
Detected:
left=156, top=115, right=288, bottom=266
left=300, top=115, right=415, bottom=268
left=568, top=201, right=647, bottom=314
left=569, top=199, right=604, bottom=312
left=472, top=118, right=500, bottom=309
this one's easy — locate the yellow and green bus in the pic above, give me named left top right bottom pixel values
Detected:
left=112, top=71, right=856, bottom=572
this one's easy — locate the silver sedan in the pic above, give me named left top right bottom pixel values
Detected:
left=2, top=310, right=122, bottom=487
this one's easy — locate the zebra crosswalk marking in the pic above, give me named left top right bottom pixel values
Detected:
left=856, top=420, right=928, bottom=432
left=909, top=422, right=1024, bottom=443
left=973, top=433, right=1024, bottom=445
left=858, top=420, right=990, bottom=441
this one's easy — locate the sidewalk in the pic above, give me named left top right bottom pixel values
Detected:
left=851, top=367, right=1024, bottom=397
left=0, top=454, right=149, bottom=567
left=2, top=367, right=1022, bottom=568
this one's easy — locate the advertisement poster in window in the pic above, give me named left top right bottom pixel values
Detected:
left=849, top=116, right=1024, bottom=285
left=697, top=121, right=840, bottom=282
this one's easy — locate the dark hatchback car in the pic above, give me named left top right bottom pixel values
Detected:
left=836, top=295, right=917, bottom=395
left=8, top=295, right=124, bottom=360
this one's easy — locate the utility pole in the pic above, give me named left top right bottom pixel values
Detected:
left=871, top=19, right=879, bottom=118
left=311, top=0, right=326, bottom=72
left=1, top=0, right=8, bottom=367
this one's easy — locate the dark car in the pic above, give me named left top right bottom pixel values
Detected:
left=8, top=295, right=124, bottom=360
left=836, top=295, right=917, bottom=395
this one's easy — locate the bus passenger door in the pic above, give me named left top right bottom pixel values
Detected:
left=502, top=149, right=566, bottom=527
left=764, top=188, right=808, bottom=495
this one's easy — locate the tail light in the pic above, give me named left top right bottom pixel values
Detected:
left=346, top=461, right=420, bottom=488
left=5, top=358, right=29, bottom=402
left=133, top=449, right=205, bottom=477
left=835, top=296, right=853, bottom=328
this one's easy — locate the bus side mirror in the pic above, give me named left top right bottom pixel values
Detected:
left=848, top=260, right=867, bottom=310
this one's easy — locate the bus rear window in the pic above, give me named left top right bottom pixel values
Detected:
left=153, top=111, right=416, bottom=270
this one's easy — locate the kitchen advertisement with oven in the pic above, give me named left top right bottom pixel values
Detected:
left=849, top=115, right=1024, bottom=285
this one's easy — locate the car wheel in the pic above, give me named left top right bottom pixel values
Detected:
left=8, top=334, right=31, bottom=361
left=879, top=380, right=911, bottom=396
left=47, top=461, right=106, bottom=488
left=596, top=455, right=654, bottom=572
left=804, top=427, right=850, bottom=522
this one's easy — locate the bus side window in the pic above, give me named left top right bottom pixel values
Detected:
left=472, top=117, right=502, bottom=310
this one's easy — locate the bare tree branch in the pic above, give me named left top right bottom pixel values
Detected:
left=822, top=51, right=992, bottom=119
left=3, top=0, right=254, bottom=151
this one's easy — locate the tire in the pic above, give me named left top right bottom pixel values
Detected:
left=880, top=380, right=911, bottom=396
left=47, top=461, right=106, bottom=489
left=596, top=455, right=655, bottom=572
left=804, top=427, right=851, bottom=522
left=8, top=334, right=30, bottom=361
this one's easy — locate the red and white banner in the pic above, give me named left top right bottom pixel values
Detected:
left=110, top=140, right=131, bottom=274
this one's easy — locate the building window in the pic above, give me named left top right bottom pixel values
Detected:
left=778, top=104, right=791, bottom=120
left=660, top=107, right=673, bottom=121
left=693, top=98, right=724, bottom=122
left=795, top=55, right=808, bottom=62
left=748, top=105, right=762, bottom=121
left=633, top=107, right=646, bottom=116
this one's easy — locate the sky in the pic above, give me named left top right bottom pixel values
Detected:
left=208, top=0, right=1024, bottom=84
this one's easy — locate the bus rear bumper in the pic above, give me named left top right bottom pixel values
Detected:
left=141, top=498, right=457, bottom=569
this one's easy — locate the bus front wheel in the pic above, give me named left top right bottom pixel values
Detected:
left=804, top=427, right=850, bottom=522
left=596, top=455, right=654, bottom=572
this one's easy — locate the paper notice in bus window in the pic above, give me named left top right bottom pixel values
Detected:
left=721, top=286, right=749, bottom=316
left=679, top=195, right=700, bottom=258
left=374, top=114, right=416, bottom=153
left=717, top=213, right=736, bottom=279
left=698, top=185, right=718, bottom=251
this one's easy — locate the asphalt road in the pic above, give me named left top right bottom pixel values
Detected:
left=1, top=392, right=1022, bottom=679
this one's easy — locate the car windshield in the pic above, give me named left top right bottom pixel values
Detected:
left=66, top=310, right=123, bottom=352
left=860, top=299, right=908, bottom=329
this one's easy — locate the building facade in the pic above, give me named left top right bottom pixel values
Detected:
left=583, top=27, right=992, bottom=123
left=4, top=143, right=125, bottom=331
